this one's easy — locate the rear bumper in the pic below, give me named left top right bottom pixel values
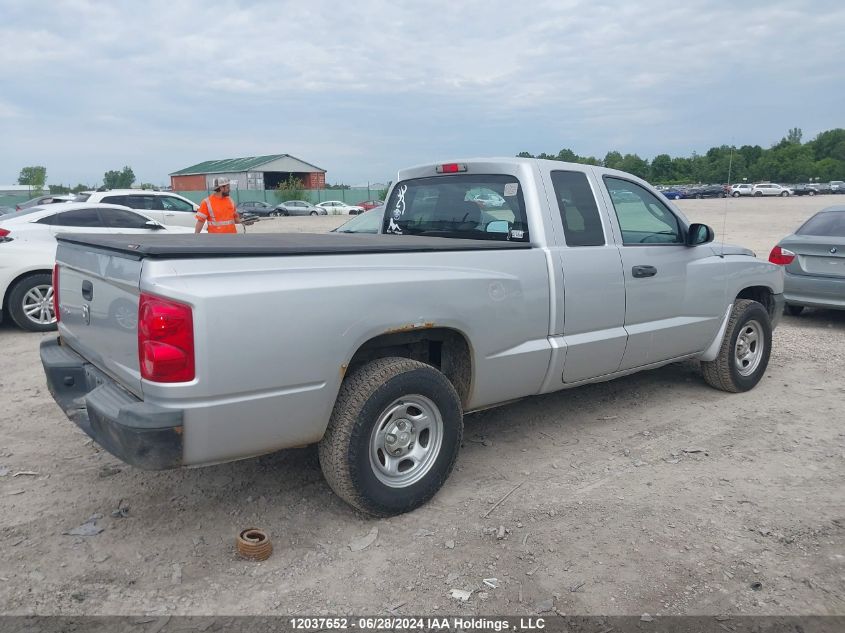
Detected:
left=784, top=272, right=845, bottom=310
left=40, top=337, right=183, bottom=469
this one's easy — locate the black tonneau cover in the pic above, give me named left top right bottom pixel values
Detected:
left=56, top=232, right=532, bottom=259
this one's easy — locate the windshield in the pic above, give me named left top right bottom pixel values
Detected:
left=333, top=207, right=383, bottom=233
left=796, top=211, right=845, bottom=237
left=383, top=174, right=528, bottom=241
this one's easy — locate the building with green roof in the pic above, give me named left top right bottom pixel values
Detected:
left=169, top=154, right=326, bottom=192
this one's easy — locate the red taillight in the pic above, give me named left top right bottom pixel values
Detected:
left=436, top=163, right=468, bottom=173
left=52, top=264, right=60, bottom=323
left=138, top=293, right=195, bottom=383
left=0, top=228, right=9, bottom=238
left=768, top=245, right=795, bottom=266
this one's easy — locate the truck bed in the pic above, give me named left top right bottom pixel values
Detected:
left=55, top=232, right=532, bottom=259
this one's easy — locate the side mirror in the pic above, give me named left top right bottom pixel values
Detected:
left=145, top=220, right=165, bottom=230
left=686, top=223, right=714, bottom=246
left=486, top=220, right=510, bottom=234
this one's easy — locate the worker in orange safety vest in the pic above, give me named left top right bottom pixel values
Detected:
left=194, top=177, right=247, bottom=234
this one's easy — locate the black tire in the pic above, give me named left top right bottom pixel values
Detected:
left=318, top=357, right=463, bottom=517
left=780, top=191, right=789, bottom=197
left=754, top=191, right=763, bottom=197
left=283, top=210, right=289, bottom=216
left=808, top=190, right=816, bottom=196
left=732, top=192, right=740, bottom=197
left=310, top=211, right=318, bottom=216
left=701, top=299, right=772, bottom=393
left=8, top=273, right=57, bottom=332
left=786, top=304, right=804, bottom=316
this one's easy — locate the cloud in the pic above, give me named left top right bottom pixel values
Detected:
left=0, top=0, right=843, bottom=184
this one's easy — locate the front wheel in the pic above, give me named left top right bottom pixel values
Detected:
left=310, top=211, right=318, bottom=216
left=808, top=190, right=816, bottom=196
left=780, top=191, right=789, bottom=197
left=8, top=273, right=57, bottom=332
left=732, top=192, right=740, bottom=197
left=754, top=192, right=763, bottom=197
left=318, top=357, right=463, bottom=516
left=701, top=299, right=772, bottom=393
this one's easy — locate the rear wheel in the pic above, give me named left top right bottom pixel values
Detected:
left=786, top=304, right=804, bottom=316
left=318, top=357, right=463, bottom=516
left=732, top=192, right=740, bottom=197
left=8, top=273, right=57, bottom=332
left=754, top=192, right=763, bottom=197
left=808, top=190, right=816, bottom=196
left=310, top=211, right=318, bottom=216
left=701, top=299, right=772, bottom=393
left=780, top=191, right=789, bottom=197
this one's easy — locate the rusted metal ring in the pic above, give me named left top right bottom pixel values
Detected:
left=236, top=528, right=272, bottom=561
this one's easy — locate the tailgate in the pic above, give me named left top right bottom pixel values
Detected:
left=55, top=241, right=144, bottom=397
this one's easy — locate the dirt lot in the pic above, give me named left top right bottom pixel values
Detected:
left=1, top=195, right=843, bottom=616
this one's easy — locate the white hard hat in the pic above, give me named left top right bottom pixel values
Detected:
left=212, top=177, right=231, bottom=190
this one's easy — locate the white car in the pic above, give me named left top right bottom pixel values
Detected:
left=730, top=184, right=754, bottom=197
left=316, top=200, right=365, bottom=215
left=0, top=203, right=192, bottom=332
left=77, top=189, right=200, bottom=228
left=751, top=183, right=793, bottom=197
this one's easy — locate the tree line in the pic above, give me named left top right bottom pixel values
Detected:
left=17, top=164, right=157, bottom=194
left=518, top=128, right=845, bottom=185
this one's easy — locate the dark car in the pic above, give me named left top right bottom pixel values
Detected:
left=237, top=201, right=275, bottom=216
left=685, top=185, right=726, bottom=199
left=661, top=189, right=684, bottom=200
left=16, top=194, right=76, bottom=211
left=791, top=184, right=820, bottom=197
left=769, top=205, right=845, bottom=315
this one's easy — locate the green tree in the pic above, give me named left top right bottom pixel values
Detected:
left=516, top=151, right=534, bottom=158
left=603, top=151, right=623, bottom=170
left=274, top=175, right=311, bottom=203
left=103, top=166, right=135, bottom=189
left=785, top=127, right=802, bottom=144
left=618, top=153, right=649, bottom=179
left=18, top=165, right=47, bottom=191
left=650, top=154, right=672, bottom=182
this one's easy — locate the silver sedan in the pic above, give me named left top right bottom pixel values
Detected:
left=769, top=205, right=845, bottom=315
left=273, top=200, right=326, bottom=216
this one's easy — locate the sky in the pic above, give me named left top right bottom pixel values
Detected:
left=1, top=0, right=843, bottom=187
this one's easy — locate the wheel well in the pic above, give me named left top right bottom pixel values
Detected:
left=2, top=269, right=52, bottom=310
left=347, top=328, right=473, bottom=407
left=736, top=286, right=775, bottom=319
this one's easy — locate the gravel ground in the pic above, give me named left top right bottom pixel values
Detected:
left=0, top=195, right=843, bottom=616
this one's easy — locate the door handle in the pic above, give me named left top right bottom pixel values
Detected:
left=81, top=280, right=93, bottom=301
left=632, top=265, right=657, bottom=278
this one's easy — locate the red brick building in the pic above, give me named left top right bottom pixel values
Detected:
left=169, top=154, right=326, bottom=191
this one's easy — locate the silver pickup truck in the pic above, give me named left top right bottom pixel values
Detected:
left=41, top=158, right=784, bottom=516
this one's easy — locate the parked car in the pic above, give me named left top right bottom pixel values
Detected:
left=751, top=183, right=792, bottom=197
left=686, top=185, right=727, bottom=199
left=791, top=184, right=820, bottom=196
left=830, top=181, right=845, bottom=194
left=16, top=194, right=76, bottom=211
left=355, top=200, right=384, bottom=212
left=0, top=203, right=191, bottom=332
left=274, top=200, right=325, bottom=216
left=317, top=200, right=365, bottom=215
left=660, top=189, right=684, bottom=200
left=731, top=184, right=754, bottom=197
left=237, top=201, right=275, bottom=216
left=0, top=206, right=15, bottom=216
left=42, top=158, right=783, bottom=517
left=78, top=189, right=200, bottom=228
left=330, top=207, right=383, bottom=234
left=769, top=205, right=845, bottom=315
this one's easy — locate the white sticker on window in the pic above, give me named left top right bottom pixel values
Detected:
left=504, top=183, right=518, bottom=197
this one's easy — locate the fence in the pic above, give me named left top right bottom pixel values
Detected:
left=176, top=187, right=386, bottom=206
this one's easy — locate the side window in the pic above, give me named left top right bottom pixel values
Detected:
left=160, top=196, right=194, bottom=212
left=604, top=177, right=682, bottom=245
left=49, top=209, right=104, bottom=227
left=550, top=171, right=605, bottom=246
left=125, top=195, right=160, bottom=211
left=101, top=208, right=150, bottom=229
left=102, top=195, right=127, bottom=206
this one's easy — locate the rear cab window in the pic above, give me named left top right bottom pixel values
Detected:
left=549, top=171, right=605, bottom=246
left=383, top=174, right=528, bottom=241
left=797, top=211, right=845, bottom=237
